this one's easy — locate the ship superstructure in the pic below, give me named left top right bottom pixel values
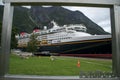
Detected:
left=32, top=21, right=92, bottom=45
left=17, top=21, right=92, bottom=46
left=17, top=21, right=111, bottom=58
left=17, top=31, right=30, bottom=47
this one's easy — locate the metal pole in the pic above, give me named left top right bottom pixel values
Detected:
left=111, top=5, right=120, bottom=77
left=2, top=0, right=120, bottom=6
left=0, top=3, right=14, bottom=77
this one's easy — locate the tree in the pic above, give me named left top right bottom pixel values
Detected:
left=0, top=22, right=2, bottom=46
left=11, top=27, right=18, bottom=49
left=27, top=34, right=38, bottom=53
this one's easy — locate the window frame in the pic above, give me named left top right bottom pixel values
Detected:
left=0, top=0, right=120, bottom=80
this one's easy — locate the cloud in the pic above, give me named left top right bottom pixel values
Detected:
left=63, top=6, right=111, bottom=33
left=0, top=0, right=3, bottom=5
left=22, top=6, right=31, bottom=8
left=98, top=19, right=111, bottom=33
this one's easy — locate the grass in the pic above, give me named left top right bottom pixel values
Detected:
left=9, top=54, right=112, bottom=76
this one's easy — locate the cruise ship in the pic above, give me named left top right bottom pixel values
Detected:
left=17, top=21, right=112, bottom=58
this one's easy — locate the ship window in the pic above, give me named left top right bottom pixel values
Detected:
left=68, top=28, right=73, bottom=30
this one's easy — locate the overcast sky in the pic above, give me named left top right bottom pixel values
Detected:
left=0, top=0, right=111, bottom=33
left=63, top=6, right=111, bottom=33
left=0, top=0, right=3, bottom=5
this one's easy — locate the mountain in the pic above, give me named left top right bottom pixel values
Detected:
left=0, top=5, right=109, bottom=35
left=30, top=6, right=109, bottom=35
left=0, top=5, right=36, bottom=33
left=12, top=6, right=36, bottom=33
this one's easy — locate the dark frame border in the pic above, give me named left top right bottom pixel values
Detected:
left=0, top=0, right=120, bottom=80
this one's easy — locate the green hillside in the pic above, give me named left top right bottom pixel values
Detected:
left=0, top=5, right=36, bottom=33
left=13, top=6, right=36, bottom=33
left=0, top=5, right=110, bottom=34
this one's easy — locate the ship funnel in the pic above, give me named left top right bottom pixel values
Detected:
left=51, top=20, right=59, bottom=28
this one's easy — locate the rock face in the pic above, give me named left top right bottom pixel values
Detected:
left=0, top=5, right=110, bottom=34
left=30, top=6, right=109, bottom=35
